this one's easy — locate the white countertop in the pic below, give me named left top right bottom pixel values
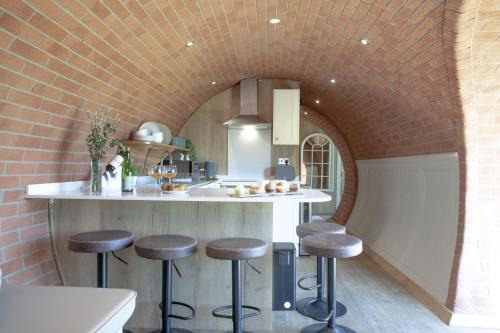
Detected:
left=25, top=181, right=331, bottom=203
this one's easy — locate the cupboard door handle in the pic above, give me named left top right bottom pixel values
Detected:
left=275, top=137, right=279, bottom=140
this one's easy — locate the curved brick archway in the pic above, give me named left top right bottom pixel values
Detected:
left=301, top=105, right=357, bottom=224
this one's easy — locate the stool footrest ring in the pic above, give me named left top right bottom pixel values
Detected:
left=158, top=301, right=195, bottom=320
left=212, top=304, right=261, bottom=319
left=304, top=298, right=334, bottom=322
left=298, top=274, right=321, bottom=290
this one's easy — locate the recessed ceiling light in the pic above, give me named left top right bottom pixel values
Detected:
left=360, top=38, right=369, bottom=46
left=315, top=100, right=320, bottom=104
left=330, top=79, right=336, bottom=84
left=185, top=40, right=195, bottom=48
left=211, top=81, right=217, bottom=85
left=270, top=18, right=280, bottom=24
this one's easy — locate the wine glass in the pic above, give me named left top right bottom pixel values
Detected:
left=149, top=165, right=163, bottom=188
left=163, top=165, right=177, bottom=184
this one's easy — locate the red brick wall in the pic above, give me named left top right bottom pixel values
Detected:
left=0, top=0, right=497, bottom=321
left=0, top=0, right=176, bottom=285
left=444, top=0, right=500, bottom=319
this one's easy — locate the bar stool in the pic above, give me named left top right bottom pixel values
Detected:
left=206, top=237, right=268, bottom=333
left=68, top=230, right=135, bottom=288
left=296, top=222, right=347, bottom=319
left=301, top=233, right=362, bottom=333
left=135, top=235, right=197, bottom=333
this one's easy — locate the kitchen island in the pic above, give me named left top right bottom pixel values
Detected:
left=25, top=181, right=330, bottom=332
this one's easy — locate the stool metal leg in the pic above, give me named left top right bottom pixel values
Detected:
left=232, top=260, right=242, bottom=333
left=327, top=258, right=335, bottom=329
left=301, top=258, right=356, bottom=333
left=297, top=256, right=347, bottom=319
left=318, top=256, right=324, bottom=299
left=211, top=259, right=260, bottom=332
left=97, top=252, right=107, bottom=288
left=163, top=260, right=173, bottom=333
left=151, top=260, right=193, bottom=333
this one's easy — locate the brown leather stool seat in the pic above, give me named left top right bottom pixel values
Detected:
left=302, top=233, right=362, bottom=259
left=68, top=230, right=134, bottom=291
left=300, top=233, right=363, bottom=333
left=206, top=237, right=268, bottom=260
left=296, top=221, right=346, bottom=238
left=296, top=222, right=347, bottom=320
left=135, top=235, right=197, bottom=260
left=68, top=230, right=134, bottom=253
left=135, top=235, right=197, bottom=333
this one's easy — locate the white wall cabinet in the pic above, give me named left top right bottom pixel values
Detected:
left=273, top=89, right=300, bottom=145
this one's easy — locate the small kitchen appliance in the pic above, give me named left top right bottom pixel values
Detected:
left=205, top=160, right=217, bottom=179
left=275, top=164, right=296, bottom=181
left=163, top=159, right=200, bottom=182
left=272, top=242, right=296, bottom=311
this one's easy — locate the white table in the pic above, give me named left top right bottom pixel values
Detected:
left=0, top=286, right=136, bottom=333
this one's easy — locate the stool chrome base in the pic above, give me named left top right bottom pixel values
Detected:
left=296, top=297, right=347, bottom=319
left=301, top=323, right=356, bottom=333
left=150, top=329, right=193, bottom=333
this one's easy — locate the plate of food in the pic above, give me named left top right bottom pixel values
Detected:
left=229, top=185, right=266, bottom=198
left=161, top=183, right=188, bottom=194
left=229, top=182, right=303, bottom=198
left=269, top=181, right=303, bottom=195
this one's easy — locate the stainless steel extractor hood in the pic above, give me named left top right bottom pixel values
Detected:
left=223, top=78, right=271, bottom=129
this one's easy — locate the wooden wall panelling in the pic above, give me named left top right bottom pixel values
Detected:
left=178, top=87, right=240, bottom=175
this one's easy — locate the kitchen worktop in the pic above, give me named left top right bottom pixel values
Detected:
left=25, top=181, right=331, bottom=203
left=29, top=179, right=331, bottom=331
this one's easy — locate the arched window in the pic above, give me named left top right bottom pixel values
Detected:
left=301, top=133, right=344, bottom=206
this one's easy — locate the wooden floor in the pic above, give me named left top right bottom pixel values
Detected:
left=129, top=254, right=499, bottom=333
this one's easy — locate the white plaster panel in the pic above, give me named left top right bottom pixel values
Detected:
left=347, top=153, right=459, bottom=304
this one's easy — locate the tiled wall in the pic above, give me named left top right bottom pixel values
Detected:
left=0, top=0, right=497, bottom=320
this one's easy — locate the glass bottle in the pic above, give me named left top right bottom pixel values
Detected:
left=122, top=148, right=134, bottom=192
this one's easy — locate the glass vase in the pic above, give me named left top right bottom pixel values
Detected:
left=90, top=158, right=102, bottom=194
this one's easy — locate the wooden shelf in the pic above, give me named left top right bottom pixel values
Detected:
left=123, top=140, right=191, bottom=174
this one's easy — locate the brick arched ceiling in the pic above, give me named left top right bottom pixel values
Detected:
left=0, top=0, right=469, bottom=290
left=1, top=0, right=461, bottom=160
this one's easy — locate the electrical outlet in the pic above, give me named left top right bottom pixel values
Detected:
left=278, top=158, right=289, bottom=165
